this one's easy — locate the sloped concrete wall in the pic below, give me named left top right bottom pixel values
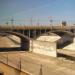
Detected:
left=8, top=35, right=21, bottom=44
left=0, top=35, right=20, bottom=47
left=30, top=40, right=57, bottom=57
left=63, top=38, right=75, bottom=51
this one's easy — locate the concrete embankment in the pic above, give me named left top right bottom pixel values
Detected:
left=0, top=35, right=20, bottom=48
left=0, top=52, right=75, bottom=75
left=7, top=35, right=21, bottom=44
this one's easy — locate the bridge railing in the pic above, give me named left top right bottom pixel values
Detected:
left=0, top=25, right=75, bottom=30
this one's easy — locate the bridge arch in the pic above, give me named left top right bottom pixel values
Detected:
left=35, top=30, right=74, bottom=49
left=51, top=30, right=74, bottom=48
left=35, top=30, right=74, bottom=40
left=0, top=31, right=30, bottom=51
left=35, top=32, right=60, bottom=41
left=51, top=30, right=74, bottom=37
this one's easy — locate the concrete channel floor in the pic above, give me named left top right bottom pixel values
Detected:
left=0, top=51, right=75, bottom=75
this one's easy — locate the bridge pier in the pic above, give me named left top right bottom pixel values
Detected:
left=23, top=30, right=25, bottom=35
left=40, top=30, right=41, bottom=35
left=33, top=30, right=36, bottom=38
left=28, top=30, right=30, bottom=38
left=21, top=38, right=30, bottom=51
left=45, top=29, right=47, bottom=33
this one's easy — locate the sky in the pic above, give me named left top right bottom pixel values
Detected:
left=0, top=0, right=75, bottom=25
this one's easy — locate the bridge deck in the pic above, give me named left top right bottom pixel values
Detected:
left=0, top=25, right=75, bottom=30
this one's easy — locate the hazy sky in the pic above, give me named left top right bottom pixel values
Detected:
left=0, top=0, right=75, bottom=25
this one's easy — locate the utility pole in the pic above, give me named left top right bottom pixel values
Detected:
left=30, top=17, right=33, bottom=26
left=37, top=18, right=39, bottom=26
left=6, top=22, right=9, bottom=30
left=50, top=19, right=53, bottom=31
left=10, top=17, right=14, bottom=31
left=6, top=22, right=8, bottom=26
left=49, top=17, right=53, bottom=31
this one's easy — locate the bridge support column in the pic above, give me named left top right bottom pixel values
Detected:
left=23, top=30, right=25, bottom=35
left=28, top=30, right=30, bottom=38
left=40, top=30, right=41, bottom=35
left=33, top=30, right=36, bottom=38
left=45, top=29, right=46, bottom=33
left=21, top=38, right=29, bottom=51
left=74, top=30, right=75, bottom=35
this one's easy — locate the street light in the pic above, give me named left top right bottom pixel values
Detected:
left=30, top=17, right=33, bottom=26
left=48, top=17, right=53, bottom=31
left=37, top=18, right=39, bottom=26
left=6, top=22, right=9, bottom=30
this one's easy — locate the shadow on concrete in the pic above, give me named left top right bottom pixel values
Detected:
left=0, top=47, right=22, bottom=52
left=57, top=52, right=75, bottom=61
left=57, top=40, right=73, bottom=49
left=0, top=72, right=4, bottom=75
left=0, top=32, right=30, bottom=51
